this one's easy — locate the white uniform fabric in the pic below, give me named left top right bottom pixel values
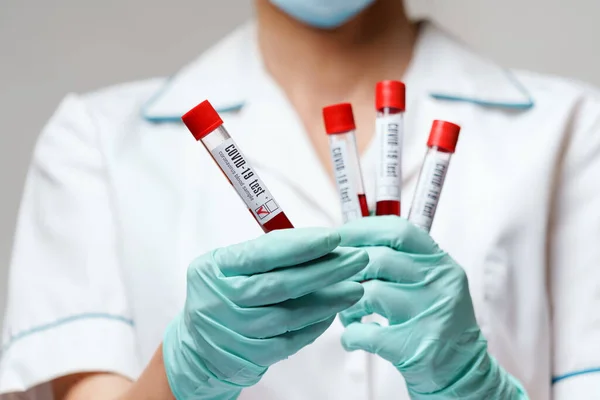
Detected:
left=1, top=21, right=600, bottom=399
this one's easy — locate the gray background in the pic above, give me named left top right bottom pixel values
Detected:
left=1, top=0, right=599, bottom=321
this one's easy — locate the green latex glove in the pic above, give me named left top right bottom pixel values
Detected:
left=338, top=217, right=529, bottom=400
left=163, top=227, right=367, bottom=400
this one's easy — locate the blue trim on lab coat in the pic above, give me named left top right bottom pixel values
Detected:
left=552, top=367, right=600, bottom=384
left=142, top=101, right=244, bottom=123
left=140, top=70, right=535, bottom=123
left=140, top=75, right=183, bottom=123
left=2, top=313, right=135, bottom=353
left=141, top=93, right=533, bottom=123
left=429, top=94, right=534, bottom=110
left=140, top=75, right=245, bottom=123
left=429, top=69, right=535, bottom=110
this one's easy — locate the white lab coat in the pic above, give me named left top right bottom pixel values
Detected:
left=1, top=21, right=600, bottom=399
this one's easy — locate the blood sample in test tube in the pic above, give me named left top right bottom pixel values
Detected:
left=323, top=103, right=370, bottom=223
left=182, top=100, right=294, bottom=233
left=408, top=120, right=461, bottom=232
left=375, top=80, right=406, bottom=216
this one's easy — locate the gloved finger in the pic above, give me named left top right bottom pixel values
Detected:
left=341, top=321, right=384, bottom=353
left=339, top=280, right=432, bottom=326
left=206, top=316, right=337, bottom=368
left=348, top=246, right=443, bottom=283
left=257, top=316, right=336, bottom=366
left=231, top=281, right=364, bottom=339
left=338, top=216, right=440, bottom=255
left=174, top=315, right=267, bottom=387
left=214, top=227, right=341, bottom=276
left=223, top=247, right=369, bottom=307
left=341, top=322, right=401, bottom=364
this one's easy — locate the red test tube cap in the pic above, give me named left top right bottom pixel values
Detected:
left=323, top=103, right=356, bottom=135
left=427, top=120, right=461, bottom=153
left=182, top=100, right=224, bottom=141
left=376, top=80, right=406, bottom=111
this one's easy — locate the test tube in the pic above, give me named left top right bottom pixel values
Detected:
left=408, top=120, right=461, bottom=232
left=182, top=100, right=294, bottom=233
left=323, top=103, right=370, bottom=223
left=375, top=80, right=406, bottom=216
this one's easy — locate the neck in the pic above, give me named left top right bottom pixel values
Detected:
left=256, top=0, right=416, bottom=102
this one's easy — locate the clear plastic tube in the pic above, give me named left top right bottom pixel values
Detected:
left=323, top=103, right=369, bottom=223
left=182, top=100, right=294, bottom=233
left=408, top=120, right=461, bottom=232
left=375, top=81, right=405, bottom=216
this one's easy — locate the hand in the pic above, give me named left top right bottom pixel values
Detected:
left=162, top=228, right=368, bottom=400
left=337, top=217, right=528, bottom=399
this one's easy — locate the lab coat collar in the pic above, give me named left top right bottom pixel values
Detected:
left=409, top=22, right=534, bottom=109
left=142, top=20, right=534, bottom=122
left=141, top=23, right=256, bottom=122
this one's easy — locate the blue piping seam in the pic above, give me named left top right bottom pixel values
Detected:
left=552, top=367, right=600, bottom=384
left=140, top=74, right=246, bottom=123
left=141, top=65, right=534, bottom=122
left=429, top=93, right=534, bottom=110
left=145, top=93, right=532, bottom=124
left=143, top=92, right=532, bottom=123
left=2, top=313, right=135, bottom=353
left=143, top=103, right=245, bottom=124
left=140, top=74, right=176, bottom=122
left=430, top=68, right=535, bottom=110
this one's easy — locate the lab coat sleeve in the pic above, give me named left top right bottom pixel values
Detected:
left=0, top=95, right=140, bottom=396
left=551, top=97, right=600, bottom=399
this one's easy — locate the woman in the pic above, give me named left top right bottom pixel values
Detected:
left=1, top=0, right=599, bottom=398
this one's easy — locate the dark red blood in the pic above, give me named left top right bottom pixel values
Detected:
left=260, top=212, right=294, bottom=233
left=376, top=200, right=401, bottom=216
left=358, top=194, right=370, bottom=217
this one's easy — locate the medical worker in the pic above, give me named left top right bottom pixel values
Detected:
left=1, top=0, right=599, bottom=398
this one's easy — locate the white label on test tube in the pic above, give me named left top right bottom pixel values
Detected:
left=330, top=140, right=362, bottom=222
left=211, top=138, right=283, bottom=224
left=376, top=114, right=403, bottom=202
left=409, top=151, right=450, bottom=231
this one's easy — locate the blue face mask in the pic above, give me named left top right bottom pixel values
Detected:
left=270, top=0, right=377, bottom=29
